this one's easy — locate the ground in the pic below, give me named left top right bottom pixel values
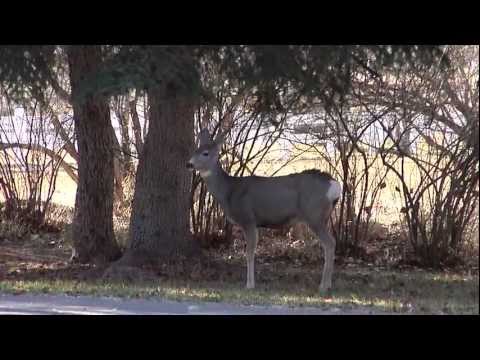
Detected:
left=0, top=233, right=478, bottom=315
left=0, top=293, right=386, bottom=315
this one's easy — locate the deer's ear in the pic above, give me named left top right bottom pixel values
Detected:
left=198, top=129, right=212, bottom=145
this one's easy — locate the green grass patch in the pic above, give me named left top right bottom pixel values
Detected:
left=1, top=269, right=477, bottom=314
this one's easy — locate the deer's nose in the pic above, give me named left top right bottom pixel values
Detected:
left=186, top=161, right=194, bottom=169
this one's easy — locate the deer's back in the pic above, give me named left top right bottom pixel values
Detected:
left=225, top=170, right=337, bottom=228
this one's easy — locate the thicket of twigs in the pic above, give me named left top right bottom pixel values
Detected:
left=1, top=46, right=478, bottom=269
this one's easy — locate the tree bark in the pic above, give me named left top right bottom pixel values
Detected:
left=121, top=83, right=199, bottom=265
left=67, top=45, right=121, bottom=264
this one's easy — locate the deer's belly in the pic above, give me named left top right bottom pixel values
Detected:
left=227, top=217, right=297, bottom=229
left=255, top=214, right=298, bottom=228
left=226, top=212, right=297, bottom=228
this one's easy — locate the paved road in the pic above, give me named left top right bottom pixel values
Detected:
left=0, top=292, right=386, bottom=315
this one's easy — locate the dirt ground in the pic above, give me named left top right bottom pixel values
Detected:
left=0, top=232, right=478, bottom=315
left=0, top=227, right=478, bottom=284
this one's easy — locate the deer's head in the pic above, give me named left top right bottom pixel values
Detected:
left=187, top=129, right=225, bottom=177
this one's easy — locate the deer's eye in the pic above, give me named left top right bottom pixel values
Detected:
left=202, top=151, right=209, bottom=157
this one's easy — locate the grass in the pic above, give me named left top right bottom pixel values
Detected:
left=1, top=267, right=478, bottom=314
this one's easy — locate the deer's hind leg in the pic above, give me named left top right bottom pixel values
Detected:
left=303, top=204, right=336, bottom=293
left=312, top=222, right=336, bottom=292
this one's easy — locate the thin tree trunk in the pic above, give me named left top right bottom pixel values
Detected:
left=120, top=104, right=133, bottom=173
left=67, top=45, right=121, bottom=264
left=114, top=94, right=134, bottom=173
left=49, top=110, right=78, bottom=163
left=110, top=117, right=126, bottom=203
left=121, top=83, right=199, bottom=265
left=129, top=90, right=144, bottom=156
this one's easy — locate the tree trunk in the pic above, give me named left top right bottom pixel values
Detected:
left=122, top=84, right=199, bottom=265
left=110, top=123, right=126, bottom=204
left=129, top=90, right=144, bottom=156
left=67, top=45, right=121, bottom=264
left=119, top=104, right=133, bottom=173
left=113, top=94, right=134, bottom=173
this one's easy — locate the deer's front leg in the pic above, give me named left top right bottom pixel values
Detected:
left=244, top=225, right=258, bottom=289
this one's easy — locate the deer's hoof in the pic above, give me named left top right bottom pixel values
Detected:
left=246, top=283, right=255, bottom=290
left=319, top=284, right=332, bottom=295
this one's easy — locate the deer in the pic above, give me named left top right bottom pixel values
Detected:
left=187, top=128, right=342, bottom=292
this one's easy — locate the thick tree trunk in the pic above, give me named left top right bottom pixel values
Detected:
left=67, top=45, right=121, bottom=264
left=121, top=84, right=199, bottom=265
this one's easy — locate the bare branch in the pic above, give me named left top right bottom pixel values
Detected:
left=0, top=142, right=78, bottom=183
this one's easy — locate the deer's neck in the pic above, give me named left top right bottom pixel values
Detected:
left=201, top=163, right=232, bottom=210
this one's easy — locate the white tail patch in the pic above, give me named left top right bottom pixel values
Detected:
left=326, top=180, right=342, bottom=202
